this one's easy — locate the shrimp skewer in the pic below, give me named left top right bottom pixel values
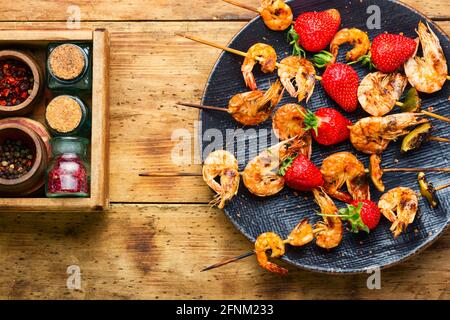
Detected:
left=202, top=150, right=240, bottom=209
left=404, top=22, right=448, bottom=93
left=177, top=80, right=284, bottom=126
left=378, top=187, right=419, bottom=238
left=201, top=218, right=314, bottom=273
left=312, top=188, right=343, bottom=249
left=358, top=72, right=408, bottom=116
left=320, top=152, right=370, bottom=203
left=272, top=103, right=312, bottom=158
left=358, top=72, right=450, bottom=122
left=242, top=43, right=277, bottom=90
left=243, top=137, right=305, bottom=197
left=329, top=28, right=370, bottom=64
left=223, top=0, right=293, bottom=31
left=176, top=34, right=322, bottom=97
left=278, top=56, right=316, bottom=101
left=349, top=113, right=428, bottom=155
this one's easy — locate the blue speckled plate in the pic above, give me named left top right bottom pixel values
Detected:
left=200, top=0, right=449, bottom=273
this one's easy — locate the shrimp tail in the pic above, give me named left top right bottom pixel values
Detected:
left=243, top=71, right=257, bottom=91
left=281, top=77, right=298, bottom=97
left=261, top=261, right=289, bottom=275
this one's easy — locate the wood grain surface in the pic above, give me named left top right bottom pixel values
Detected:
left=0, top=0, right=449, bottom=299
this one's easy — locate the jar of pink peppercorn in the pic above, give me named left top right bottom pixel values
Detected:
left=46, top=136, right=90, bottom=197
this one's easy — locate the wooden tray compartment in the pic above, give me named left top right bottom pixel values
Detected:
left=0, top=29, right=109, bottom=211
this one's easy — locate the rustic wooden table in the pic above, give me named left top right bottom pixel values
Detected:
left=0, top=0, right=449, bottom=300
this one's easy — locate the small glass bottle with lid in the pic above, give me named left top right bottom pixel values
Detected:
left=46, top=42, right=92, bottom=91
left=45, top=95, right=91, bottom=137
left=46, top=137, right=90, bottom=198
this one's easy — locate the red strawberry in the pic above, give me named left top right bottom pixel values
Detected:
left=293, top=9, right=341, bottom=53
left=302, top=108, right=351, bottom=145
left=279, top=154, right=323, bottom=192
left=370, top=33, right=417, bottom=73
left=321, top=63, right=359, bottom=112
left=336, top=200, right=381, bottom=233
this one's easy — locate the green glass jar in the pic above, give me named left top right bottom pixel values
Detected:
left=45, top=95, right=91, bottom=137
left=46, top=42, right=92, bottom=91
left=46, top=137, right=90, bottom=198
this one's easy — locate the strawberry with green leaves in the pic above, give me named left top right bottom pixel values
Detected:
left=357, top=33, right=417, bottom=73
left=334, top=200, right=381, bottom=233
left=288, top=9, right=341, bottom=56
left=302, top=107, right=352, bottom=145
left=279, top=153, right=323, bottom=192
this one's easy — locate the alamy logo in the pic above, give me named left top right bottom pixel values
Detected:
left=366, top=266, right=381, bottom=289
left=66, top=265, right=81, bottom=290
left=66, top=5, right=81, bottom=29
left=366, top=5, right=381, bottom=30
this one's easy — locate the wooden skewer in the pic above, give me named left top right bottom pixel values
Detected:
left=365, top=167, right=450, bottom=174
left=447, top=75, right=450, bottom=81
left=420, top=110, right=450, bottom=123
left=201, top=251, right=255, bottom=272
left=382, top=167, right=450, bottom=173
left=428, top=136, right=450, bottom=143
left=176, top=33, right=322, bottom=81
left=222, top=0, right=259, bottom=13
left=139, top=172, right=200, bottom=177
left=201, top=236, right=301, bottom=272
left=176, top=102, right=228, bottom=112
left=435, top=183, right=450, bottom=191
left=395, top=102, right=450, bottom=123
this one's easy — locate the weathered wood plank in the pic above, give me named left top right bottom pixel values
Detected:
left=0, top=204, right=448, bottom=299
left=0, top=21, right=448, bottom=203
left=0, top=0, right=449, bottom=21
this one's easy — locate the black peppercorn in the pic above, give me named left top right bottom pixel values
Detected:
left=0, top=139, right=33, bottom=179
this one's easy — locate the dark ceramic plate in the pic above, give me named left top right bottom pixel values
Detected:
left=200, top=0, right=450, bottom=273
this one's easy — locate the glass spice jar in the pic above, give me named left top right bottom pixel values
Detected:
left=46, top=43, right=92, bottom=91
left=45, top=95, right=91, bottom=137
left=46, top=137, right=90, bottom=198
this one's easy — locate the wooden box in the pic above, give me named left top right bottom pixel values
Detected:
left=0, top=29, right=110, bottom=211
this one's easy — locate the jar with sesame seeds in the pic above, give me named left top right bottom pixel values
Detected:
left=46, top=43, right=92, bottom=91
left=45, top=95, right=90, bottom=137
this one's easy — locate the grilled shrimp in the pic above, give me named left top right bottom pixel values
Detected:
left=286, top=219, right=314, bottom=247
left=329, top=28, right=370, bottom=64
left=203, top=150, right=240, bottom=209
left=272, top=104, right=312, bottom=158
left=404, top=22, right=448, bottom=93
left=243, top=137, right=304, bottom=197
left=254, top=232, right=288, bottom=274
left=258, top=0, right=293, bottom=31
left=369, top=154, right=385, bottom=192
left=378, top=187, right=419, bottom=238
left=277, top=56, right=316, bottom=102
left=349, top=113, right=428, bottom=154
left=312, top=188, right=343, bottom=249
left=358, top=72, right=408, bottom=116
left=320, top=152, right=370, bottom=203
left=228, top=80, right=284, bottom=125
left=242, top=43, right=277, bottom=90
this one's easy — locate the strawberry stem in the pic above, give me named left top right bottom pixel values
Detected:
left=278, top=154, right=297, bottom=176
left=287, top=26, right=306, bottom=58
left=349, top=52, right=374, bottom=69
left=318, top=202, right=369, bottom=233
left=301, top=109, right=319, bottom=137
left=312, top=50, right=333, bottom=68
